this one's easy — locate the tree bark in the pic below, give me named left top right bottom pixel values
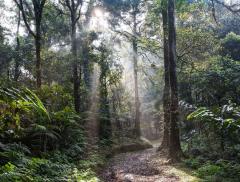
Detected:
left=132, top=10, right=141, bottom=138
left=83, top=45, right=91, bottom=90
left=168, top=0, right=182, bottom=161
left=62, top=0, right=83, bottom=113
left=99, top=51, right=112, bottom=141
left=34, top=0, right=44, bottom=88
left=35, top=29, right=42, bottom=88
left=71, top=19, right=81, bottom=113
left=159, top=6, right=170, bottom=150
left=14, top=10, right=21, bottom=82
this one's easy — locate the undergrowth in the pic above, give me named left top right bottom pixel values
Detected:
left=184, top=157, right=240, bottom=182
left=0, top=147, right=102, bottom=182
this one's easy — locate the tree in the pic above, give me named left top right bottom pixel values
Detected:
left=102, top=0, right=144, bottom=138
left=80, top=31, right=98, bottom=111
left=59, top=0, right=83, bottom=113
left=14, top=9, right=21, bottom=82
left=132, top=1, right=141, bottom=138
left=13, top=0, right=47, bottom=88
left=159, top=0, right=170, bottom=150
left=0, top=25, right=12, bottom=77
left=167, top=0, right=182, bottom=161
left=98, top=44, right=112, bottom=142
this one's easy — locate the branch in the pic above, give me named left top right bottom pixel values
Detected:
left=13, top=0, right=36, bottom=37
left=213, top=0, right=240, bottom=14
left=211, top=0, right=219, bottom=24
left=65, top=0, right=73, bottom=14
left=74, top=3, right=83, bottom=25
left=52, top=3, right=69, bottom=16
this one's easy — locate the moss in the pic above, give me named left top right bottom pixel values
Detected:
left=112, top=137, right=153, bottom=154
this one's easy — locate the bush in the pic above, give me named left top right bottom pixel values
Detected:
left=184, top=158, right=202, bottom=169
left=191, top=160, right=240, bottom=182
left=196, top=163, right=222, bottom=177
left=36, top=84, right=73, bottom=112
left=0, top=154, right=100, bottom=182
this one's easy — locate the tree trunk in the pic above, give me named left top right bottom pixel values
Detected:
left=71, top=21, right=81, bottom=113
left=168, top=0, right=182, bottom=161
left=82, top=43, right=91, bottom=111
left=35, top=30, right=42, bottom=88
left=83, top=45, right=91, bottom=90
left=132, top=11, right=141, bottom=138
left=14, top=10, right=21, bottom=82
left=34, top=1, right=45, bottom=89
left=99, top=52, right=112, bottom=142
left=159, top=6, right=170, bottom=150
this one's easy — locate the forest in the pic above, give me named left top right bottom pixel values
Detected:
left=1, top=0, right=240, bottom=181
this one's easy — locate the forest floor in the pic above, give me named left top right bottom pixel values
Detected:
left=100, top=147, right=200, bottom=182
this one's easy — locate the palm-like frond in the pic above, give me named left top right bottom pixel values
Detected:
left=25, top=124, right=61, bottom=141
left=0, top=87, right=50, bottom=121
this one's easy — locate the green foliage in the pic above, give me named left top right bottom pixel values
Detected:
left=51, top=107, right=86, bottom=158
left=0, top=87, right=50, bottom=121
left=0, top=87, right=53, bottom=146
left=52, top=106, right=80, bottom=127
left=196, top=162, right=240, bottom=182
left=0, top=86, right=85, bottom=154
left=78, top=153, right=106, bottom=169
left=184, top=158, right=240, bottom=181
left=187, top=102, right=240, bottom=132
left=184, top=158, right=202, bottom=169
left=181, top=57, right=240, bottom=106
left=0, top=155, right=99, bottom=182
left=0, top=143, right=31, bottom=164
left=185, top=101, right=240, bottom=159
left=196, top=163, right=222, bottom=178
left=222, top=32, right=240, bottom=61
left=36, top=84, right=73, bottom=112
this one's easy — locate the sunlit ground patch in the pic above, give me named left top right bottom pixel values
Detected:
left=165, top=164, right=201, bottom=182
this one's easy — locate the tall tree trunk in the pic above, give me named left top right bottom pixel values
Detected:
left=83, top=45, right=91, bottom=90
left=14, top=10, right=21, bottom=82
left=79, top=0, right=94, bottom=112
left=71, top=20, right=80, bottom=113
left=35, top=27, right=42, bottom=88
left=168, top=0, right=182, bottom=161
left=159, top=6, right=170, bottom=150
left=33, top=0, right=46, bottom=88
left=99, top=52, right=112, bottom=141
left=82, top=43, right=91, bottom=111
left=133, top=11, right=141, bottom=138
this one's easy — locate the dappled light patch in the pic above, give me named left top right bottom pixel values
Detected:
left=100, top=148, right=200, bottom=182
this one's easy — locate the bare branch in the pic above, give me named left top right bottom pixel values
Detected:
left=13, top=0, right=36, bottom=37
left=213, top=0, right=240, bottom=14
left=74, top=3, right=83, bottom=25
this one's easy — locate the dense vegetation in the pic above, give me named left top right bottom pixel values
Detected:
left=1, top=0, right=240, bottom=181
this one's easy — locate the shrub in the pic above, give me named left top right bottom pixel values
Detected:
left=184, top=158, right=202, bottom=169
left=193, top=160, right=240, bottom=182
left=36, top=84, right=73, bottom=112
left=0, top=155, right=100, bottom=182
left=196, top=163, right=222, bottom=177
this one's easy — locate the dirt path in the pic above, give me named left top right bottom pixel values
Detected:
left=100, top=148, right=199, bottom=182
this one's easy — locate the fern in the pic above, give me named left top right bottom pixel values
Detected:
left=0, top=87, right=50, bottom=121
left=187, top=102, right=240, bottom=130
